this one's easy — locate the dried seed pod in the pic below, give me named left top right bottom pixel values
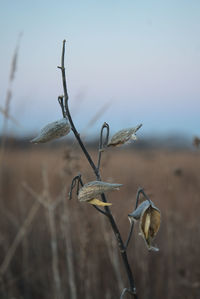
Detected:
left=128, top=200, right=161, bottom=251
left=128, top=200, right=150, bottom=221
left=78, top=181, right=122, bottom=204
left=31, top=118, right=71, bottom=143
left=107, top=124, right=142, bottom=147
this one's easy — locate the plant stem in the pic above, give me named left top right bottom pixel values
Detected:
left=59, top=40, right=138, bottom=298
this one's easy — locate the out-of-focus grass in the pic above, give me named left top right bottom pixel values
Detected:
left=0, top=147, right=200, bottom=299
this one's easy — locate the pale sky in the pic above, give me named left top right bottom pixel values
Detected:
left=0, top=0, right=200, bottom=139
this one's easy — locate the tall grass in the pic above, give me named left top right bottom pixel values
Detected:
left=0, top=148, right=199, bottom=298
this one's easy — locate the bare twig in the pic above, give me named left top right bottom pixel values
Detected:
left=136, top=187, right=151, bottom=208
left=97, top=122, right=109, bottom=172
left=125, top=221, right=134, bottom=250
left=58, top=40, right=100, bottom=179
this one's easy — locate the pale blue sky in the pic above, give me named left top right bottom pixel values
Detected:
left=0, top=0, right=200, bottom=138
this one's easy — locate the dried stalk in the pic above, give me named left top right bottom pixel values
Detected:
left=0, top=33, right=22, bottom=168
left=47, top=206, right=63, bottom=299
left=61, top=195, right=77, bottom=299
left=23, top=172, right=64, bottom=299
left=42, top=167, right=63, bottom=299
left=0, top=200, right=40, bottom=275
left=58, top=40, right=138, bottom=298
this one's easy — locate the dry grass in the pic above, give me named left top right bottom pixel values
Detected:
left=0, top=146, right=200, bottom=299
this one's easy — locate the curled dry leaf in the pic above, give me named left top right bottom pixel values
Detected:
left=107, top=124, right=142, bottom=147
left=31, top=118, right=71, bottom=143
left=78, top=181, right=122, bottom=206
left=128, top=200, right=161, bottom=251
left=88, top=198, right=112, bottom=206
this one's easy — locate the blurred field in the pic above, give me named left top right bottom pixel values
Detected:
left=0, top=145, right=200, bottom=299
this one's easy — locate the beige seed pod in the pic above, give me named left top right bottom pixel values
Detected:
left=31, top=118, right=71, bottom=143
left=128, top=200, right=161, bottom=251
left=78, top=181, right=122, bottom=205
left=107, top=124, right=142, bottom=147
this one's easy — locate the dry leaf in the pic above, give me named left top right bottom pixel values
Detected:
left=107, top=124, right=142, bottom=147
left=88, top=198, right=112, bottom=206
left=31, top=118, right=71, bottom=143
left=78, top=181, right=122, bottom=203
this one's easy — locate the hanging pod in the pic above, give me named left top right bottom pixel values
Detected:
left=128, top=200, right=161, bottom=251
left=31, top=118, right=71, bottom=143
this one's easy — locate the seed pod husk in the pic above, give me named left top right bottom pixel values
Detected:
left=128, top=200, right=161, bottom=251
left=78, top=181, right=122, bottom=203
left=107, top=124, right=142, bottom=147
left=88, top=198, right=112, bottom=206
left=128, top=200, right=150, bottom=221
left=31, top=118, right=71, bottom=143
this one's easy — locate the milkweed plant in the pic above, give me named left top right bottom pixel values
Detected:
left=31, top=40, right=161, bottom=299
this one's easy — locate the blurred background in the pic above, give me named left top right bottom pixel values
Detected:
left=0, top=1, right=200, bottom=298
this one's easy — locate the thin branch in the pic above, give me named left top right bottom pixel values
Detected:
left=58, top=96, right=66, bottom=118
left=68, top=174, right=83, bottom=200
left=93, top=205, right=108, bottom=216
left=125, top=221, right=134, bottom=250
left=58, top=40, right=100, bottom=179
left=59, top=40, right=69, bottom=109
left=136, top=187, right=151, bottom=209
left=97, top=122, right=109, bottom=172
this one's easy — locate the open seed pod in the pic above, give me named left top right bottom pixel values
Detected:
left=78, top=181, right=122, bottom=206
left=31, top=118, right=71, bottom=143
left=128, top=200, right=161, bottom=251
left=107, top=124, right=142, bottom=147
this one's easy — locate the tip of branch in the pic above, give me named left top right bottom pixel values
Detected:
left=63, top=40, right=66, bottom=44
